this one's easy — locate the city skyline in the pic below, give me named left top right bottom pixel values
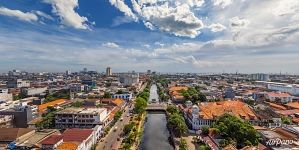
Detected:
left=0, top=0, right=299, bottom=73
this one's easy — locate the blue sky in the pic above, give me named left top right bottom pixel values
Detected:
left=0, top=0, right=299, bottom=73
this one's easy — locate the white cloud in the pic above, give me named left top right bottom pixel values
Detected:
left=44, top=0, right=89, bottom=29
left=112, top=16, right=135, bottom=27
left=0, top=7, right=38, bottom=22
left=102, top=42, right=120, bottom=48
left=109, top=0, right=138, bottom=21
left=230, top=17, right=249, bottom=28
left=208, top=23, right=226, bottom=32
left=212, top=0, right=233, bottom=8
left=34, top=10, right=54, bottom=20
left=131, top=1, right=204, bottom=38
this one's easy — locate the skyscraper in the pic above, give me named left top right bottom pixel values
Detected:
left=106, top=67, right=112, bottom=76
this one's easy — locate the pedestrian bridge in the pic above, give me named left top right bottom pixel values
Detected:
left=146, top=103, right=167, bottom=111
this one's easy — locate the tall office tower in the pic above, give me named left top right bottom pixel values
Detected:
left=106, top=67, right=112, bottom=76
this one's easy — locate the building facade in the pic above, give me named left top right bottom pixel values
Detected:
left=55, top=108, right=109, bottom=129
left=112, top=93, right=133, bottom=101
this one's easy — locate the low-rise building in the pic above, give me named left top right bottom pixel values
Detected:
left=41, top=128, right=98, bottom=150
left=181, top=101, right=259, bottom=130
left=169, top=86, right=188, bottom=103
left=55, top=107, right=109, bottom=129
left=112, top=92, right=133, bottom=101
left=266, top=92, right=293, bottom=103
left=6, top=79, right=30, bottom=88
left=23, top=87, right=47, bottom=96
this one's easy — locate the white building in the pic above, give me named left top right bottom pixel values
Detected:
left=266, top=92, right=293, bottom=103
left=181, top=101, right=259, bottom=130
left=267, top=82, right=299, bottom=95
left=119, top=73, right=139, bottom=86
left=69, top=83, right=84, bottom=92
left=23, top=87, right=47, bottom=96
left=112, top=93, right=133, bottom=101
left=6, top=79, right=30, bottom=88
left=55, top=107, right=109, bottom=129
left=0, top=88, right=8, bottom=93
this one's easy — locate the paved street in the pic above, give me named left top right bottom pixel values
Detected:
left=96, top=105, right=133, bottom=150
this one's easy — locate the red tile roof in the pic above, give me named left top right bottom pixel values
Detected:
left=41, top=135, right=62, bottom=145
left=286, top=102, right=299, bottom=109
left=276, top=109, right=299, bottom=116
left=62, top=129, right=93, bottom=142
left=196, top=101, right=258, bottom=120
left=0, top=128, right=34, bottom=142
left=267, top=92, right=291, bottom=97
left=266, top=102, right=287, bottom=110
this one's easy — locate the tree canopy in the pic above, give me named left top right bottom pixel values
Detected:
left=212, top=114, right=260, bottom=148
left=168, top=113, right=188, bottom=137
left=134, top=97, right=147, bottom=114
left=180, top=87, right=207, bottom=103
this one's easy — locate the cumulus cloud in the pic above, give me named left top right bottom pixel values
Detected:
left=109, top=0, right=138, bottom=21
left=131, top=1, right=204, bottom=38
left=208, top=23, right=226, bottom=32
left=44, top=0, right=89, bottom=29
left=212, top=0, right=233, bottom=8
left=230, top=17, right=249, bottom=28
left=0, top=7, right=38, bottom=22
left=102, top=42, right=120, bottom=48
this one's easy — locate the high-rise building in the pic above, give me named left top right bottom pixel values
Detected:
left=106, top=67, right=112, bottom=76
left=83, top=68, right=88, bottom=72
left=147, top=70, right=151, bottom=74
left=251, top=73, right=270, bottom=81
left=66, top=70, right=71, bottom=75
left=119, top=73, right=139, bottom=86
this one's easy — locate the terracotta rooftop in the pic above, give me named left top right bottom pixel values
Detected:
left=286, top=102, right=299, bottom=109
left=266, top=102, right=287, bottom=110
left=62, top=128, right=93, bottom=142
left=276, top=109, right=299, bottom=116
left=41, top=135, right=62, bottom=145
left=169, top=86, right=188, bottom=100
left=195, top=101, right=258, bottom=120
left=38, top=99, right=67, bottom=113
left=169, top=86, right=188, bottom=92
left=267, top=92, right=291, bottom=97
left=108, top=107, right=120, bottom=121
left=57, top=142, right=79, bottom=150
left=0, top=128, right=34, bottom=142
left=112, top=98, right=125, bottom=107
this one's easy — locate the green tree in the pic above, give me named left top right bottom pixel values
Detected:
left=168, top=113, right=188, bottom=137
left=116, top=90, right=124, bottom=94
left=123, top=122, right=136, bottom=135
left=212, top=114, right=260, bottom=147
left=71, top=101, right=83, bottom=107
left=134, top=97, right=147, bottom=114
left=103, top=92, right=112, bottom=98
left=202, top=125, right=210, bottom=135
left=166, top=105, right=179, bottom=114
left=180, top=87, right=207, bottom=103
left=179, top=138, right=188, bottom=150
left=282, top=116, right=291, bottom=125
left=114, top=110, right=123, bottom=121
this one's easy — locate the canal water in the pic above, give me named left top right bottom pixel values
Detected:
left=140, top=84, right=173, bottom=150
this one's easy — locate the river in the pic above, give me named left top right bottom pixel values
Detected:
left=140, top=84, right=173, bottom=150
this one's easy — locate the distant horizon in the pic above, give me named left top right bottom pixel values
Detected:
left=1, top=68, right=298, bottom=75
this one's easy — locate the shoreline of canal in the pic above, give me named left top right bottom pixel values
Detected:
left=139, top=84, right=175, bottom=150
